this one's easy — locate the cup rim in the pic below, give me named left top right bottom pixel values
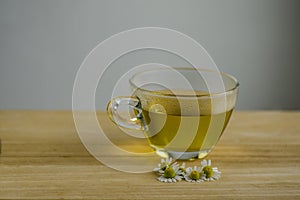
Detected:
left=129, top=67, right=239, bottom=98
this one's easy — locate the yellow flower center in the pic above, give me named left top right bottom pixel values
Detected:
left=179, top=167, right=186, bottom=173
left=203, top=166, right=214, bottom=178
left=164, top=166, right=176, bottom=178
left=160, top=162, right=168, bottom=170
left=189, top=170, right=200, bottom=180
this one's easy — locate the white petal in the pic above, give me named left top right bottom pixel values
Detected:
left=201, top=159, right=207, bottom=167
left=213, top=169, right=221, bottom=175
left=179, top=163, right=185, bottom=169
left=172, top=162, right=179, bottom=168
left=207, top=160, right=211, bottom=166
left=166, top=157, right=171, bottom=164
left=213, top=171, right=221, bottom=179
left=186, top=167, right=192, bottom=173
left=153, top=167, right=159, bottom=171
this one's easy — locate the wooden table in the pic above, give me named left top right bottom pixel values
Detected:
left=0, top=111, right=299, bottom=199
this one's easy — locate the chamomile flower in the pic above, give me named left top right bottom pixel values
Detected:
left=178, top=162, right=186, bottom=175
left=153, top=157, right=175, bottom=174
left=153, top=158, right=221, bottom=183
left=157, top=164, right=183, bottom=183
left=184, top=166, right=203, bottom=183
left=200, top=159, right=221, bottom=181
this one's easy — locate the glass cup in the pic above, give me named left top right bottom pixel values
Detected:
left=107, top=68, right=239, bottom=160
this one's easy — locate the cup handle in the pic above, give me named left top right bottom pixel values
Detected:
left=107, top=96, right=145, bottom=130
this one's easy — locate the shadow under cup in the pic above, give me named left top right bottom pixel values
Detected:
left=107, top=68, right=239, bottom=160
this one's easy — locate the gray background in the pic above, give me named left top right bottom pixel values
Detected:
left=0, top=0, right=299, bottom=110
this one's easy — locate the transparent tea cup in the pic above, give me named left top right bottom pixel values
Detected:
left=107, top=68, right=239, bottom=160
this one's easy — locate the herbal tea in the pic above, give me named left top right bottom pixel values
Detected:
left=134, top=89, right=233, bottom=156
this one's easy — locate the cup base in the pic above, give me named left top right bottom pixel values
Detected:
left=155, top=148, right=211, bottom=160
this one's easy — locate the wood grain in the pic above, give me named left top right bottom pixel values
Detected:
left=0, top=110, right=299, bottom=199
